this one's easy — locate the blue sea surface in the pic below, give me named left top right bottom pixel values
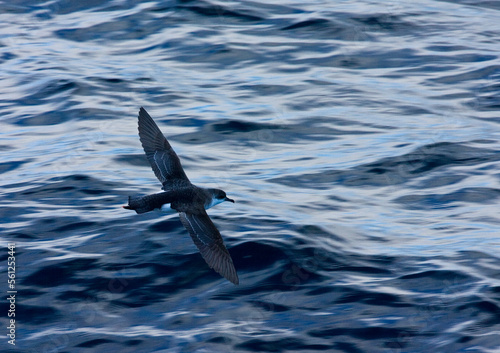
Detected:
left=1, top=0, right=500, bottom=352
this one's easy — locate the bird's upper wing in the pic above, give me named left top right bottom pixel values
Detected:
left=138, top=107, right=190, bottom=190
left=178, top=210, right=239, bottom=285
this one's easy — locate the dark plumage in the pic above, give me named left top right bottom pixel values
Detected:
left=123, top=107, right=238, bottom=285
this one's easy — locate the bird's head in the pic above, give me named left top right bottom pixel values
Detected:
left=206, top=188, right=234, bottom=209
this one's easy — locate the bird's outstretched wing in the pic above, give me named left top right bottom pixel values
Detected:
left=178, top=210, right=239, bottom=285
left=138, top=107, right=190, bottom=190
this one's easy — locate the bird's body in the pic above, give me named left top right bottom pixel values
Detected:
left=123, top=107, right=238, bottom=285
left=125, top=186, right=226, bottom=214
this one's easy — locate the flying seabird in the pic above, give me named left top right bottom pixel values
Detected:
left=123, top=107, right=239, bottom=285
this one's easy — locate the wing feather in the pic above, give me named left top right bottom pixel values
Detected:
left=178, top=211, right=239, bottom=285
left=138, top=107, right=190, bottom=190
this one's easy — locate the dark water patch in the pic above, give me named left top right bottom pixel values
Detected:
left=231, top=241, right=289, bottom=272
left=300, top=248, right=394, bottom=275
left=315, top=50, right=496, bottom=71
left=177, top=3, right=264, bottom=22
left=24, top=79, right=76, bottom=102
left=75, top=339, right=115, bottom=348
left=50, top=0, right=113, bottom=15
left=238, top=83, right=298, bottom=96
left=55, top=14, right=148, bottom=42
left=457, top=299, right=500, bottom=326
left=125, top=339, right=142, bottom=346
left=469, top=75, right=500, bottom=113
left=207, top=336, right=228, bottom=344
left=336, top=288, right=409, bottom=307
left=490, top=286, right=500, bottom=297
left=15, top=110, right=71, bottom=126
left=17, top=304, right=60, bottom=324
left=81, top=188, right=110, bottom=196
left=148, top=261, right=181, bottom=280
left=236, top=337, right=332, bottom=352
left=139, top=92, right=192, bottom=106
left=387, top=64, right=461, bottom=78
left=294, top=224, right=347, bottom=244
left=64, top=107, right=123, bottom=121
left=306, top=286, right=337, bottom=296
left=351, top=13, right=420, bottom=34
left=285, top=233, right=396, bottom=276
left=250, top=300, right=290, bottom=312
left=456, top=251, right=500, bottom=278
left=1, top=231, right=37, bottom=240
left=338, top=264, right=391, bottom=275
left=113, top=154, right=150, bottom=168
left=392, top=104, right=434, bottom=116
left=74, top=338, right=145, bottom=351
left=400, top=269, right=469, bottom=281
left=425, top=44, right=472, bottom=52
left=85, top=76, right=137, bottom=93
left=88, top=275, right=156, bottom=298
left=280, top=17, right=361, bottom=41
left=73, top=337, right=155, bottom=353
left=0, top=51, right=16, bottom=63
left=91, top=77, right=125, bottom=85
left=0, top=3, right=39, bottom=14
left=172, top=44, right=263, bottom=69
left=175, top=116, right=379, bottom=145
left=438, top=0, right=500, bottom=11
left=332, top=342, right=364, bottom=353
left=147, top=218, right=183, bottom=233
left=0, top=160, right=30, bottom=174
left=431, top=64, right=500, bottom=85
left=53, top=221, right=97, bottom=232
left=394, top=187, right=500, bottom=210
left=177, top=120, right=282, bottom=144
left=412, top=173, right=467, bottom=189
left=281, top=16, right=376, bottom=42
left=282, top=18, right=331, bottom=31
left=305, top=48, right=409, bottom=70
left=3, top=217, right=98, bottom=242
left=309, top=326, right=422, bottom=341
left=56, top=290, right=95, bottom=303
left=213, top=120, right=271, bottom=133
left=474, top=94, right=500, bottom=113
left=270, top=142, right=499, bottom=189
left=15, top=174, right=125, bottom=203
left=0, top=144, right=14, bottom=152
left=14, top=107, right=116, bottom=126
left=25, top=258, right=98, bottom=287
left=115, top=288, right=176, bottom=308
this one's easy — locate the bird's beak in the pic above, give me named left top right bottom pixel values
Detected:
left=225, top=197, right=235, bottom=203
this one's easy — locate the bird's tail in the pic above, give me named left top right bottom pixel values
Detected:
left=122, top=195, right=155, bottom=214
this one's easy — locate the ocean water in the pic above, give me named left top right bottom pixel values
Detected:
left=1, top=0, right=500, bottom=352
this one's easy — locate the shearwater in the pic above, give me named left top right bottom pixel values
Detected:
left=123, top=107, right=238, bottom=285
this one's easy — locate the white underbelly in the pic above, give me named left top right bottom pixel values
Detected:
left=159, top=203, right=175, bottom=214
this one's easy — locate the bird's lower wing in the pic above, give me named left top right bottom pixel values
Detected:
left=178, top=211, right=239, bottom=285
